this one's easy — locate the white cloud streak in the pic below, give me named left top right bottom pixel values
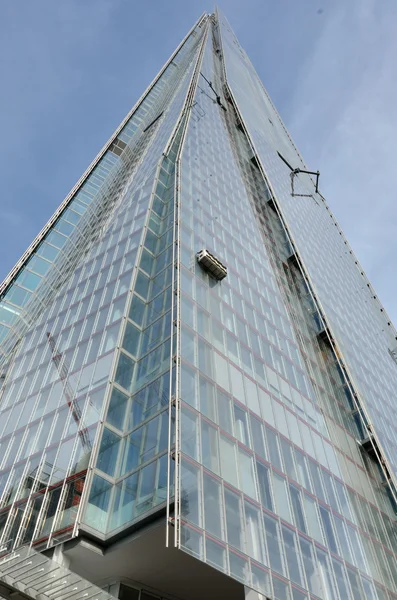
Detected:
left=284, top=0, right=397, bottom=321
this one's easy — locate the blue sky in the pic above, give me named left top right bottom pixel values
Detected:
left=1, top=0, right=396, bottom=321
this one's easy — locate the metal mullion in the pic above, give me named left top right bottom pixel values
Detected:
left=0, top=506, right=24, bottom=554
left=0, top=468, right=15, bottom=514
left=48, top=428, right=83, bottom=545
left=28, top=456, right=52, bottom=545
left=47, top=479, right=69, bottom=544
left=13, top=497, right=35, bottom=550
left=172, top=23, right=209, bottom=551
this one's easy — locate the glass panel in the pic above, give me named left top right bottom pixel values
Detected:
left=201, top=421, right=219, bottom=474
left=122, top=322, right=141, bottom=356
left=97, top=428, right=121, bottom=477
left=219, top=435, right=238, bottom=488
left=264, top=514, right=285, bottom=576
left=256, top=461, right=273, bottom=511
left=107, top=388, right=128, bottom=430
left=203, top=473, right=224, bottom=540
left=272, top=472, right=292, bottom=523
left=85, top=475, right=112, bottom=533
left=224, top=488, right=244, bottom=552
left=115, top=352, right=135, bottom=392
left=282, top=525, right=305, bottom=588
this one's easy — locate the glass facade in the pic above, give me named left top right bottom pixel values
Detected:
left=0, top=13, right=207, bottom=552
left=0, top=9, right=397, bottom=600
left=173, top=10, right=397, bottom=600
left=218, top=12, right=397, bottom=489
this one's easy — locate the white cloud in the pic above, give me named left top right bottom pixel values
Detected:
left=285, top=0, right=397, bottom=322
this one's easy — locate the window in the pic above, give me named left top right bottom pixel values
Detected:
left=201, top=420, right=219, bottom=474
left=266, top=427, right=282, bottom=471
left=219, top=435, right=238, bottom=488
left=244, top=500, right=264, bottom=562
left=85, top=475, right=112, bottom=533
left=123, top=322, right=141, bottom=356
left=264, top=514, right=285, bottom=576
left=238, top=448, right=257, bottom=500
left=217, top=390, right=233, bottom=434
left=308, top=460, right=326, bottom=502
left=256, top=461, right=273, bottom=511
left=333, top=514, right=353, bottom=563
left=97, top=428, right=121, bottom=476
left=181, top=460, right=202, bottom=527
left=203, top=474, right=224, bottom=540
left=295, top=450, right=311, bottom=491
left=250, top=415, right=266, bottom=458
left=224, top=488, right=244, bottom=551
left=119, top=584, right=139, bottom=600
left=282, top=525, right=305, bottom=587
left=303, top=494, right=323, bottom=544
left=115, top=352, right=135, bottom=392
left=289, top=485, right=306, bottom=533
left=234, top=404, right=249, bottom=445
left=273, top=472, right=292, bottom=523
left=280, top=438, right=297, bottom=481
left=316, top=549, right=337, bottom=599
left=319, top=506, right=338, bottom=554
left=109, top=137, right=127, bottom=156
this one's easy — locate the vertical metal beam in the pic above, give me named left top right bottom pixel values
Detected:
left=165, top=18, right=210, bottom=549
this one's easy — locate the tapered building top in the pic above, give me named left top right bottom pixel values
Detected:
left=0, top=10, right=397, bottom=600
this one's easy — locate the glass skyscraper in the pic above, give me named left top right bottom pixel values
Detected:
left=1, top=10, right=397, bottom=600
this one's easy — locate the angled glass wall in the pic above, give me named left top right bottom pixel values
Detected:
left=0, top=14, right=207, bottom=368
left=0, top=14, right=208, bottom=554
left=80, top=20, right=209, bottom=540
left=174, top=13, right=397, bottom=600
left=218, top=11, right=397, bottom=492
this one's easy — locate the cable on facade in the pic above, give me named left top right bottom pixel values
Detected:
left=199, top=72, right=227, bottom=110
